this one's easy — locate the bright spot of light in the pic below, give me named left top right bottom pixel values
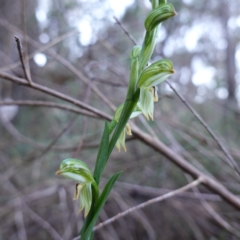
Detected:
left=184, top=25, right=203, bottom=52
left=192, top=67, right=216, bottom=89
left=143, top=0, right=151, bottom=9
left=191, top=57, right=216, bottom=89
left=36, top=9, right=47, bottom=22
left=78, top=18, right=92, bottom=46
left=216, top=87, right=228, bottom=99
left=34, top=53, right=47, bottom=67
left=228, top=17, right=237, bottom=30
left=109, top=0, right=134, bottom=18
left=194, top=95, right=204, bottom=104
left=39, top=33, right=49, bottom=44
left=182, top=0, right=193, bottom=5
left=237, top=16, right=240, bottom=27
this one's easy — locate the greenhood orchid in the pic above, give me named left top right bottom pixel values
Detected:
left=56, top=158, right=98, bottom=217
left=137, top=59, right=174, bottom=120
left=114, top=103, right=142, bottom=151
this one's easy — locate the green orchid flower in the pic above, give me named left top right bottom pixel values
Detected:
left=56, top=158, right=98, bottom=217
left=114, top=103, right=142, bottom=152
left=145, top=3, right=177, bottom=32
left=137, top=59, right=174, bottom=120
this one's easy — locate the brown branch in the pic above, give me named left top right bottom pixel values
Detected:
left=166, top=80, right=240, bottom=176
left=185, top=175, right=240, bottom=239
left=1, top=30, right=77, bottom=72
left=113, top=16, right=137, bottom=45
left=14, top=36, right=32, bottom=85
left=0, top=174, right=63, bottom=240
left=0, top=19, right=115, bottom=111
left=110, top=17, right=240, bottom=208
left=1, top=17, right=240, bottom=212
left=2, top=71, right=240, bottom=211
left=93, top=177, right=204, bottom=232
left=0, top=100, right=98, bottom=118
left=0, top=71, right=110, bottom=119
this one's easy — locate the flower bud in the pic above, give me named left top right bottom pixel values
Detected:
left=145, top=3, right=177, bottom=32
left=130, top=46, right=141, bottom=60
left=138, top=59, right=174, bottom=88
left=56, top=158, right=98, bottom=217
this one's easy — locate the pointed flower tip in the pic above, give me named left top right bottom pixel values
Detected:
left=173, top=11, right=177, bottom=16
left=145, top=3, right=177, bottom=31
left=55, top=170, right=61, bottom=175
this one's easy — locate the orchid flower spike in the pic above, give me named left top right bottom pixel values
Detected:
left=137, top=59, right=174, bottom=120
left=56, top=158, right=98, bottom=217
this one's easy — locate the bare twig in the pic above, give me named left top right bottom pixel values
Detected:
left=166, top=80, right=240, bottom=176
left=36, top=115, right=78, bottom=160
left=2, top=18, right=240, bottom=212
left=21, top=0, right=30, bottom=79
left=14, top=208, right=28, bottom=240
left=14, top=36, right=32, bottom=85
left=2, top=69, right=240, bottom=211
left=113, top=16, right=137, bottom=45
left=95, top=178, right=204, bottom=231
left=0, top=71, right=111, bottom=119
left=185, top=175, right=240, bottom=239
left=0, top=174, right=63, bottom=240
left=0, top=100, right=98, bottom=118
left=1, top=30, right=78, bottom=72
left=0, top=19, right=115, bottom=110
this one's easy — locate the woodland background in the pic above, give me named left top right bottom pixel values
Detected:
left=0, top=0, right=240, bottom=239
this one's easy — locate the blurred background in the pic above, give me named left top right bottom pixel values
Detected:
left=0, top=0, right=240, bottom=239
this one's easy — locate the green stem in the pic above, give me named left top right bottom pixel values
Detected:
left=108, top=88, right=140, bottom=157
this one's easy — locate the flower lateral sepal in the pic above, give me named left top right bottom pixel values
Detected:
left=138, top=59, right=175, bottom=88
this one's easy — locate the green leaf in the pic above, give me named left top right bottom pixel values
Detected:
left=81, top=172, right=122, bottom=240
left=93, top=122, right=109, bottom=184
left=108, top=120, right=117, bottom=135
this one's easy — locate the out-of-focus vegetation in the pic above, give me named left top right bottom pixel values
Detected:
left=0, top=0, right=240, bottom=239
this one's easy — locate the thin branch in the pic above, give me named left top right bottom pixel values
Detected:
left=113, top=16, right=137, bottom=45
left=95, top=178, right=204, bottom=232
left=1, top=30, right=78, bottom=72
left=185, top=175, right=240, bottom=239
left=21, top=0, right=30, bottom=79
left=166, top=80, right=240, bottom=176
left=0, top=174, right=63, bottom=240
left=115, top=181, right=222, bottom=201
left=0, top=100, right=98, bottom=118
left=0, top=71, right=111, bottom=119
left=0, top=19, right=116, bottom=110
left=2, top=67, right=240, bottom=212
left=36, top=115, right=78, bottom=160
left=14, top=36, right=32, bottom=85
left=14, top=208, right=28, bottom=240
left=1, top=21, right=240, bottom=212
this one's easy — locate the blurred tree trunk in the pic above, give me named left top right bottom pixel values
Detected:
left=219, top=1, right=237, bottom=105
